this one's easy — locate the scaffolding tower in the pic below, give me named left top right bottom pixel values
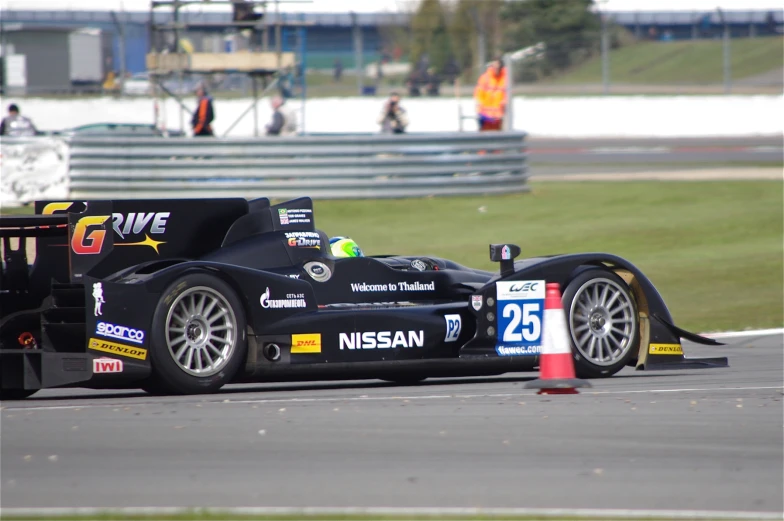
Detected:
left=147, top=0, right=307, bottom=136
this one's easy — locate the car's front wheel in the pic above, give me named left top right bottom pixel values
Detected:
left=561, top=269, right=640, bottom=379
left=147, top=273, right=247, bottom=395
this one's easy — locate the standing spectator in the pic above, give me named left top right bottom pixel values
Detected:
left=377, top=92, right=408, bottom=134
left=474, top=58, right=507, bottom=132
left=425, top=68, right=441, bottom=97
left=191, top=83, right=215, bottom=137
left=334, top=58, right=344, bottom=82
left=266, top=96, right=297, bottom=136
left=443, top=56, right=460, bottom=86
left=406, top=75, right=421, bottom=97
left=279, top=67, right=294, bottom=99
left=0, top=104, right=37, bottom=137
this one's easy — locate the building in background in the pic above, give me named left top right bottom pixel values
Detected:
left=1, top=26, right=113, bottom=94
left=0, top=3, right=780, bottom=95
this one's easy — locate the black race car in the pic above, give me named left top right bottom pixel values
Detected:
left=0, top=197, right=727, bottom=399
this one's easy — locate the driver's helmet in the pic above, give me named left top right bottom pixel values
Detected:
left=329, top=236, right=364, bottom=258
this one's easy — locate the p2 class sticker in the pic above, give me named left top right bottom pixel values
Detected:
left=444, top=314, right=462, bottom=342
left=494, top=280, right=545, bottom=356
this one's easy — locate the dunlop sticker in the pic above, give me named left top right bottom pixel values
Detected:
left=89, top=337, right=148, bottom=360
left=291, top=333, right=321, bottom=354
left=648, top=343, right=683, bottom=355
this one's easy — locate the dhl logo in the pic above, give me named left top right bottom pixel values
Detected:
left=291, top=333, right=322, bottom=354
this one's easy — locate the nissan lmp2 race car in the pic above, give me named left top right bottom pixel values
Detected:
left=0, top=197, right=727, bottom=400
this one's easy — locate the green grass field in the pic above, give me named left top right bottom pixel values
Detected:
left=552, top=36, right=784, bottom=84
left=2, top=181, right=782, bottom=332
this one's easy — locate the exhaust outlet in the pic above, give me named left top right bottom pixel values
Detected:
left=263, top=343, right=281, bottom=361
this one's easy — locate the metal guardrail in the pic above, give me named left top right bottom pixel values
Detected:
left=66, top=132, right=529, bottom=199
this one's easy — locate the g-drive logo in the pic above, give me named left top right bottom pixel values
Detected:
left=95, top=321, right=145, bottom=344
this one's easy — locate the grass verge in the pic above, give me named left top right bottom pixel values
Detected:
left=315, top=181, right=783, bottom=332
left=2, top=181, right=781, bottom=332
left=551, top=36, right=784, bottom=85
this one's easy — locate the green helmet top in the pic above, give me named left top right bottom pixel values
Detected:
left=329, top=237, right=364, bottom=258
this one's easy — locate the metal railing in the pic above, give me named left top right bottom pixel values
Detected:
left=66, top=132, right=529, bottom=199
left=1, top=133, right=528, bottom=203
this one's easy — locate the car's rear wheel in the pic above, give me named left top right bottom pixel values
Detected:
left=562, top=269, right=639, bottom=379
left=147, top=273, right=247, bottom=395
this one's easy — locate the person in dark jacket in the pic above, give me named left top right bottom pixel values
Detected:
left=191, top=83, right=215, bottom=137
left=0, top=103, right=37, bottom=136
left=377, top=92, right=409, bottom=134
left=265, top=96, right=297, bottom=136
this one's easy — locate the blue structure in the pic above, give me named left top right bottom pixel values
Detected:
left=1, top=8, right=781, bottom=75
left=608, top=9, right=783, bottom=40
left=1, top=9, right=404, bottom=75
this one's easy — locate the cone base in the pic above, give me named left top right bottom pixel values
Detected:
left=524, top=378, right=592, bottom=392
left=538, top=387, right=579, bottom=395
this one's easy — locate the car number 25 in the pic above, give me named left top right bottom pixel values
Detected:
left=494, top=280, right=546, bottom=350
left=501, top=302, right=541, bottom=342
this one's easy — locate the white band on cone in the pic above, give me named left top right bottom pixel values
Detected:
left=543, top=308, right=572, bottom=355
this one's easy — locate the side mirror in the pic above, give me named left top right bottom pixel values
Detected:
left=489, top=243, right=520, bottom=277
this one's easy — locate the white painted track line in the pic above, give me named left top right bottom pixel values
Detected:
left=701, top=328, right=784, bottom=339
left=3, top=385, right=782, bottom=412
left=1, top=506, right=781, bottom=520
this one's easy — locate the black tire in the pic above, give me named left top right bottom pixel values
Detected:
left=0, top=389, right=38, bottom=401
left=561, top=269, right=640, bottom=379
left=147, top=273, right=247, bottom=395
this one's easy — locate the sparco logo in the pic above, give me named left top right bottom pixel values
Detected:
left=339, top=330, right=424, bottom=350
left=260, top=287, right=307, bottom=309
left=95, top=321, right=145, bottom=344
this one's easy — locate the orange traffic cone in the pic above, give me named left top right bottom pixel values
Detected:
left=525, top=282, right=592, bottom=395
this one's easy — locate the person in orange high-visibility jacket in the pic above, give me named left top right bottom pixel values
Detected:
left=191, top=82, right=215, bottom=137
left=474, top=58, right=507, bottom=131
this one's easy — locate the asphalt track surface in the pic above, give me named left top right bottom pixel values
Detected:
left=1, top=332, right=782, bottom=518
left=527, top=136, right=783, bottom=173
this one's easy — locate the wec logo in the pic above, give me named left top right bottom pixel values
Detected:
left=95, top=321, right=145, bottom=344
left=510, top=282, right=539, bottom=293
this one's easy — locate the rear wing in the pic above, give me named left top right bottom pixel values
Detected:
left=1, top=199, right=251, bottom=287
left=1, top=196, right=319, bottom=286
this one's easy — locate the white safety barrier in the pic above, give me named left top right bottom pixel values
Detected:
left=6, top=95, right=783, bottom=138
left=0, top=137, right=70, bottom=206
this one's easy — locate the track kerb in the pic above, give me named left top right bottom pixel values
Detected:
left=525, top=283, right=592, bottom=395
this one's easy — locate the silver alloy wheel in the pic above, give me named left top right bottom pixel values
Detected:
left=165, top=286, right=237, bottom=377
left=568, top=277, right=637, bottom=367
